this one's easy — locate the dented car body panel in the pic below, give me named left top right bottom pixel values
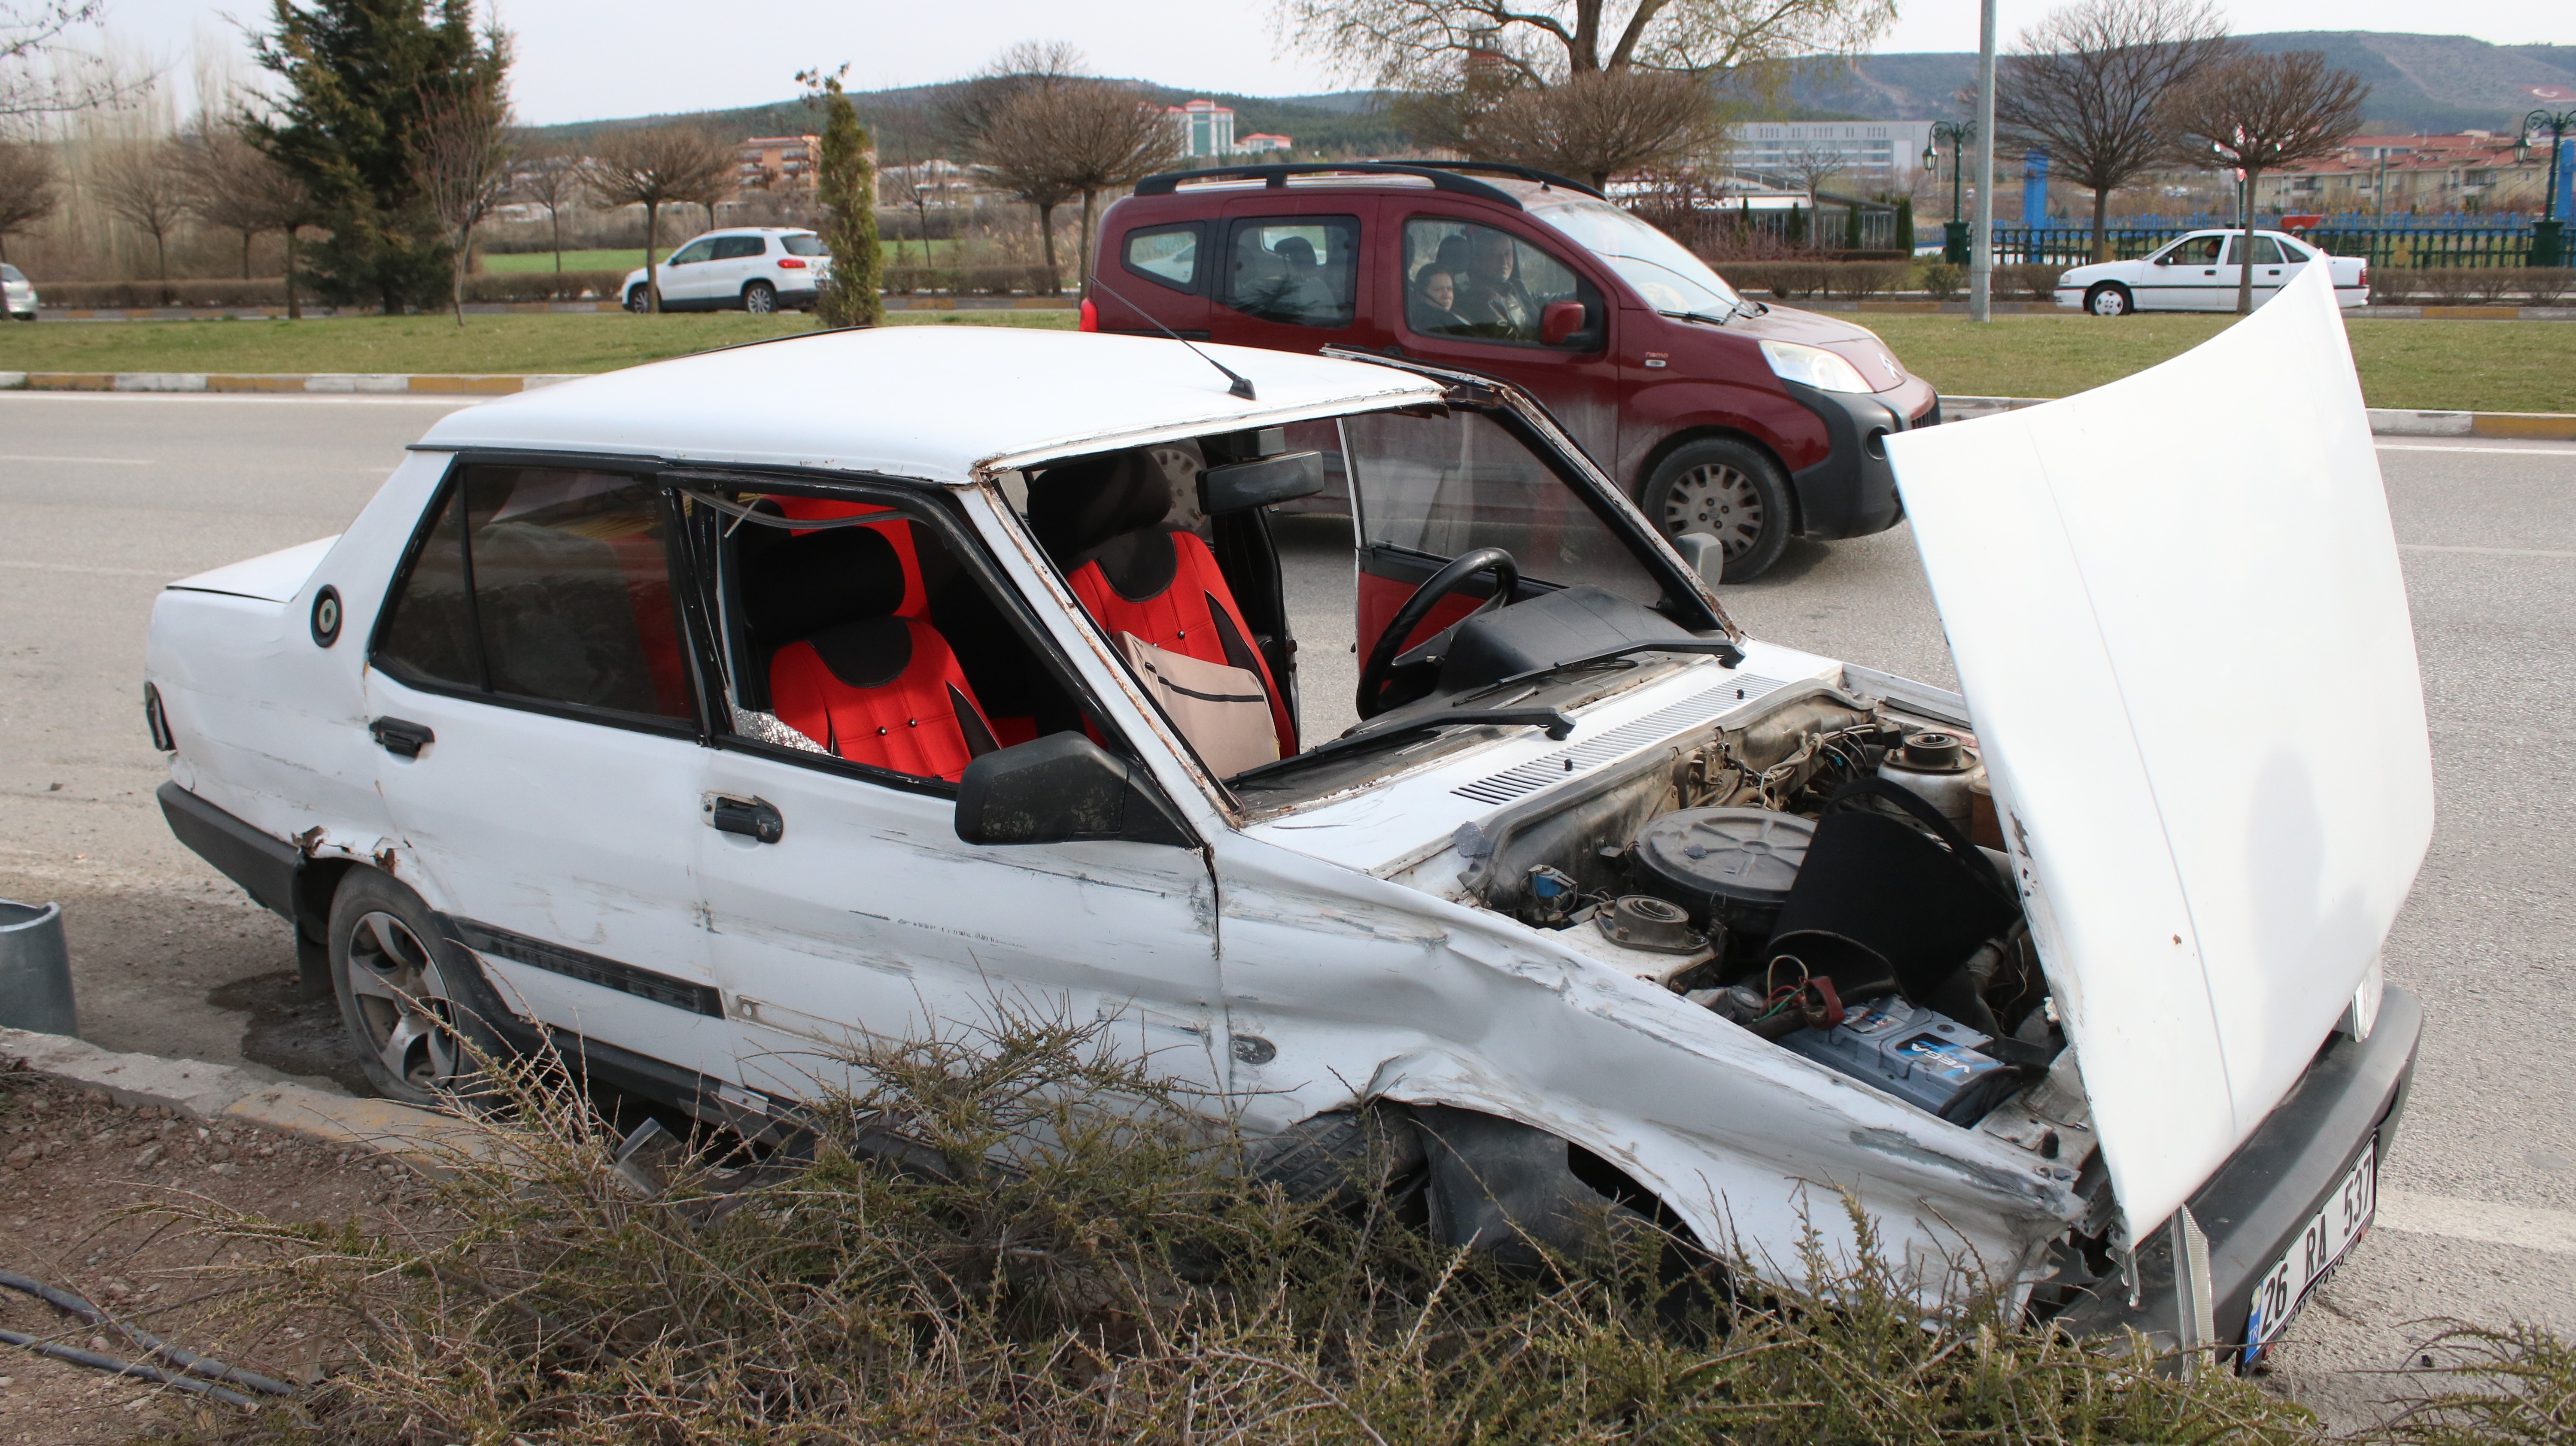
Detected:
left=143, top=306, right=2421, bottom=1352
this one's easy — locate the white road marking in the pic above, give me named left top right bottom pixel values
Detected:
left=2377, top=444, right=2576, bottom=456
left=0, top=453, right=153, bottom=464
left=2399, top=543, right=2576, bottom=559
left=2377, top=1189, right=2576, bottom=1256
left=0, top=559, right=172, bottom=578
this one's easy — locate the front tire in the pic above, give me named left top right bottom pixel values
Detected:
left=2085, top=283, right=2133, bottom=317
left=327, top=869, right=503, bottom=1106
left=1642, top=438, right=1794, bottom=583
left=741, top=280, right=777, bottom=314
left=625, top=285, right=652, bottom=314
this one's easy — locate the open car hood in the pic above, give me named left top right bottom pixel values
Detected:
left=1884, top=265, right=2433, bottom=1238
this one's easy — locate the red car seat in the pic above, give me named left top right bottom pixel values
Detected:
left=767, top=495, right=928, bottom=617
left=745, top=526, right=998, bottom=782
left=1028, top=450, right=1295, bottom=757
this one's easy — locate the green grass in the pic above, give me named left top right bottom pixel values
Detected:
left=481, top=237, right=966, bottom=274
left=1865, top=314, right=2576, bottom=414
left=0, top=308, right=1075, bottom=375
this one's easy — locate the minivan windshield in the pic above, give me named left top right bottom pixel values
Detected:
left=1528, top=196, right=1747, bottom=322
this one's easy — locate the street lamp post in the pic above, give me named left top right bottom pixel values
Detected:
left=2517, top=109, right=2576, bottom=267
left=1926, top=122, right=1974, bottom=265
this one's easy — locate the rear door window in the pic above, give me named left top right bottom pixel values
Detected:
left=710, top=236, right=767, bottom=260
left=1219, top=216, right=1359, bottom=328
left=1123, top=224, right=1204, bottom=292
left=375, top=465, right=695, bottom=724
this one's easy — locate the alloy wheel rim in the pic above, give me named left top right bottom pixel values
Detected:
left=1663, top=463, right=1764, bottom=560
left=746, top=287, right=774, bottom=313
left=345, top=911, right=462, bottom=1090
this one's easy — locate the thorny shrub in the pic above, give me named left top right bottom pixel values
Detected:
left=149, top=1012, right=2343, bottom=1444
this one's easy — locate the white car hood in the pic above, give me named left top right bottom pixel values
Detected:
left=1886, top=264, right=2432, bottom=1238
left=167, top=536, right=339, bottom=602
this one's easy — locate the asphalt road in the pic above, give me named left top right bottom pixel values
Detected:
left=2, top=392, right=2570, bottom=1427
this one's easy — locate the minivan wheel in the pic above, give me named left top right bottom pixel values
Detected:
left=2086, top=283, right=2133, bottom=317
left=741, top=280, right=777, bottom=314
left=625, top=285, right=652, bottom=314
left=1643, top=439, right=1793, bottom=582
left=328, top=869, right=502, bottom=1105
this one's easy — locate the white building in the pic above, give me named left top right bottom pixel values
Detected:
left=1724, top=121, right=1935, bottom=188
left=1165, top=101, right=1295, bottom=159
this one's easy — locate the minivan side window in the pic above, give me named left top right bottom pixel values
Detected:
left=1220, top=216, right=1359, bottom=328
left=376, top=466, right=695, bottom=723
left=1124, top=224, right=1203, bottom=292
left=1400, top=218, right=1595, bottom=348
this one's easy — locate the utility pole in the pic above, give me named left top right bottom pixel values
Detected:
left=1969, top=0, right=1999, bottom=322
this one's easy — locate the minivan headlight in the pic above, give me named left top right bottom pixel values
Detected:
left=1758, top=340, right=1874, bottom=394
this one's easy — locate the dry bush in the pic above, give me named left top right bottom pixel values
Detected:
left=2365, top=1320, right=2576, bottom=1444
left=1828, top=260, right=1913, bottom=299
left=33, top=276, right=288, bottom=307
left=147, top=1013, right=2331, bottom=1444
left=884, top=262, right=1059, bottom=295
left=2521, top=268, right=2574, bottom=306
left=459, top=268, right=629, bottom=302
left=2002, top=262, right=2066, bottom=301
left=1920, top=260, right=1965, bottom=299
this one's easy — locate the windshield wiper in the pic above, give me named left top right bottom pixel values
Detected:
left=1231, top=707, right=1574, bottom=785
left=1464, top=639, right=1746, bottom=701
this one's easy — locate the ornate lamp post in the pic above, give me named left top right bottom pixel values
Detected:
left=2517, top=109, right=2575, bottom=267
left=1926, top=121, right=1975, bottom=265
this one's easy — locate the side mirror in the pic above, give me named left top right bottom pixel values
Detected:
left=1673, top=532, right=1724, bottom=589
left=954, top=733, right=1192, bottom=848
left=1540, top=301, right=1590, bottom=346
left=1200, top=450, right=1325, bottom=514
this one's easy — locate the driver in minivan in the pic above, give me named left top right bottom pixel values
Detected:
left=1456, top=229, right=1537, bottom=341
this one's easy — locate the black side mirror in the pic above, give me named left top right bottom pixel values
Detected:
left=1200, top=450, right=1324, bottom=514
left=954, top=733, right=1193, bottom=848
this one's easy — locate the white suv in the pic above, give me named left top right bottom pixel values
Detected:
left=3, top=263, right=35, bottom=321
left=623, top=227, right=830, bottom=314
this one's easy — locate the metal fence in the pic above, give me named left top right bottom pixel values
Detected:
left=1981, top=224, right=2538, bottom=269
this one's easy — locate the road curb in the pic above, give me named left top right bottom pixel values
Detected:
left=1942, top=395, right=2576, bottom=440
left=0, top=1025, right=479, bottom=1168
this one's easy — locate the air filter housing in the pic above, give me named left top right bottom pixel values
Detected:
left=1628, top=807, right=1815, bottom=936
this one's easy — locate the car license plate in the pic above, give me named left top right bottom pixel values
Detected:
left=2243, top=1138, right=2376, bottom=1365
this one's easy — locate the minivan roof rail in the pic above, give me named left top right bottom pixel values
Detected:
left=1131, top=161, right=1605, bottom=208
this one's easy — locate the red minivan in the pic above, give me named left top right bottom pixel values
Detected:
left=1084, top=162, right=1941, bottom=581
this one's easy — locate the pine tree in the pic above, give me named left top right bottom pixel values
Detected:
left=1841, top=201, right=1862, bottom=252
left=1785, top=204, right=1807, bottom=249
left=1894, top=196, right=1915, bottom=255
left=808, top=71, right=883, bottom=328
left=250, top=0, right=507, bottom=313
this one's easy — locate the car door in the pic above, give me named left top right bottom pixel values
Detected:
left=362, top=459, right=739, bottom=1078
left=1107, top=219, right=1214, bottom=337
left=674, top=476, right=1231, bottom=1104
left=1383, top=212, right=1620, bottom=471
left=657, top=237, right=717, bottom=307
left=708, top=235, right=766, bottom=306
left=2235, top=235, right=2294, bottom=305
left=2139, top=234, right=2224, bottom=311
left=1208, top=205, right=1373, bottom=356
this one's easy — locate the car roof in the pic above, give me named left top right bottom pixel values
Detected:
left=416, top=326, right=1443, bottom=484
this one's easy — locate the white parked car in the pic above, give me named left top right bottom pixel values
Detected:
left=623, top=227, right=831, bottom=314
left=146, top=267, right=2424, bottom=1364
left=2054, top=229, right=2368, bottom=315
left=3, top=263, right=35, bottom=320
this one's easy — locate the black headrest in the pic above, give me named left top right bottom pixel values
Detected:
left=1027, top=450, right=1170, bottom=567
left=744, top=525, right=905, bottom=646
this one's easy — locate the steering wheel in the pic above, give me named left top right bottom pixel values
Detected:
left=1355, top=547, right=1520, bottom=719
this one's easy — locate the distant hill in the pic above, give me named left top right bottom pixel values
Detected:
left=1789, top=31, right=2576, bottom=134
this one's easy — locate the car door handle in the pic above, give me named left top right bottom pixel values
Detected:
left=704, top=794, right=784, bottom=844
left=368, top=717, right=434, bottom=758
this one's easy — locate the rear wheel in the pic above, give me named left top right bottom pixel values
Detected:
left=1642, top=438, right=1794, bottom=583
left=328, top=869, right=504, bottom=1105
left=2086, top=283, right=2133, bottom=317
left=741, top=280, right=777, bottom=314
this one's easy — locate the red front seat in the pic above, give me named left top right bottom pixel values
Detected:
left=767, top=495, right=928, bottom=618
left=746, top=526, right=997, bottom=782
left=1028, top=450, right=1295, bottom=757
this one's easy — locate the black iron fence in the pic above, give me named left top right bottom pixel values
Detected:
left=1983, top=224, right=2539, bottom=269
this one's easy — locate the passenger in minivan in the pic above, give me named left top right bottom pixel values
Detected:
left=1457, top=230, right=1536, bottom=341
left=1408, top=268, right=1469, bottom=335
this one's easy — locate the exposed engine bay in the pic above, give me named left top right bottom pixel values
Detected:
left=1449, top=680, right=2114, bottom=1291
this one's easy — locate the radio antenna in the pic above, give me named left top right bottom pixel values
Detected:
left=1084, top=272, right=1255, bottom=401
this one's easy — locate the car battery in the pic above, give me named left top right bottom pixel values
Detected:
left=1777, top=997, right=2020, bottom=1124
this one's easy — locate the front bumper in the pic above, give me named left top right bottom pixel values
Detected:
left=2058, top=985, right=2421, bottom=1366
left=1780, top=380, right=1937, bottom=539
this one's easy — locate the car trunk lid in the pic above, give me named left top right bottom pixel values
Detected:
left=1881, top=266, right=2433, bottom=1239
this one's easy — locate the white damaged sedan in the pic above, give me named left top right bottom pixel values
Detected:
left=147, top=264, right=2425, bottom=1366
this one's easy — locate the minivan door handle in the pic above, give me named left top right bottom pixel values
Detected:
left=368, top=717, right=434, bottom=758
left=704, top=794, right=784, bottom=844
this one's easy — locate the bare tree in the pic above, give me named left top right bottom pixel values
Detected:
left=957, top=42, right=1085, bottom=294
left=1992, top=0, right=2234, bottom=262
left=173, top=121, right=293, bottom=279
left=581, top=124, right=734, bottom=313
left=1026, top=80, right=1180, bottom=287
left=92, top=138, right=189, bottom=298
left=511, top=144, right=586, bottom=272
left=1445, top=67, right=1723, bottom=190
left=0, top=135, right=58, bottom=264
left=411, top=72, right=514, bottom=325
left=1771, top=137, right=1846, bottom=249
left=1285, top=0, right=1893, bottom=88
left=2, top=0, right=150, bottom=125
left=2161, top=50, right=2366, bottom=314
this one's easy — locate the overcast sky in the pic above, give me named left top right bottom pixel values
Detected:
left=83, top=0, right=2576, bottom=126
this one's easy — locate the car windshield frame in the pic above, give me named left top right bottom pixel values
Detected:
left=1526, top=194, right=1748, bottom=320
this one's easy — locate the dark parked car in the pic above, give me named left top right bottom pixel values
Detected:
left=1084, top=162, right=1941, bottom=580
